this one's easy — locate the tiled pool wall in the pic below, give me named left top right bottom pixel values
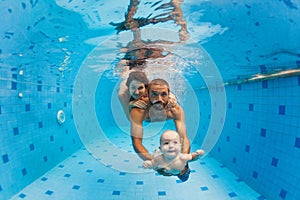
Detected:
left=208, top=75, right=300, bottom=200
left=1, top=1, right=94, bottom=198
left=0, top=67, right=82, bottom=199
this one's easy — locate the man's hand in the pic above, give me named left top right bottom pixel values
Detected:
left=143, top=160, right=153, bottom=169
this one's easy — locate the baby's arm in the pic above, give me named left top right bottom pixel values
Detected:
left=180, top=149, right=204, bottom=163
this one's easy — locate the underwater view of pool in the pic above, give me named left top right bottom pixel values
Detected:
left=1, top=0, right=300, bottom=199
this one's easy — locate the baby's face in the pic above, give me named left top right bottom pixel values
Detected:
left=160, top=131, right=181, bottom=158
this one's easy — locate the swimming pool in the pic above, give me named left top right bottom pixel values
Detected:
left=1, top=0, right=300, bottom=199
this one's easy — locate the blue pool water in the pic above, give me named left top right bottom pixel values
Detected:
left=1, top=0, right=300, bottom=199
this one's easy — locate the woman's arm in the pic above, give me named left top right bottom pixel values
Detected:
left=118, top=81, right=131, bottom=120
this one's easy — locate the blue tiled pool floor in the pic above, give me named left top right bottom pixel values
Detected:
left=10, top=127, right=264, bottom=199
left=11, top=151, right=264, bottom=200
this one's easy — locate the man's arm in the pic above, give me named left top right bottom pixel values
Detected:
left=130, top=108, right=152, bottom=160
left=173, top=105, right=190, bottom=154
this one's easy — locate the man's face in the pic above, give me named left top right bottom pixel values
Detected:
left=149, top=84, right=169, bottom=110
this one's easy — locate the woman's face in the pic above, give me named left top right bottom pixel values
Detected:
left=129, top=80, right=146, bottom=99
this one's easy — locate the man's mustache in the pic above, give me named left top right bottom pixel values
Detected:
left=152, top=100, right=163, bottom=105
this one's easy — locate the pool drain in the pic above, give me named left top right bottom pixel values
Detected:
left=57, top=110, right=66, bottom=125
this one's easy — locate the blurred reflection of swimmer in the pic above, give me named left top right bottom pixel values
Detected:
left=116, top=28, right=171, bottom=73
left=110, top=0, right=189, bottom=42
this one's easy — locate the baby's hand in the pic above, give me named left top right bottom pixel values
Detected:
left=143, top=160, right=153, bottom=169
left=195, top=149, right=205, bottom=156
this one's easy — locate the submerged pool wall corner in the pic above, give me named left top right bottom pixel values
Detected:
left=0, top=64, right=83, bottom=200
left=0, top=1, right=90, bottom=199
left=0, top=70, right=82, bottom=200
left=208, top=75, right=300, bottom=200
